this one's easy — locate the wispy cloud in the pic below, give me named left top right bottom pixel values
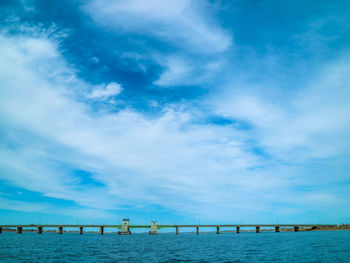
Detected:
left=0, top=26, right=277, bottom=221
left=0, top=0, right=350, bottom=224
left=83, top=0, right=231, bottom=54
left=82, top=0, right=231, bottom=88
left=213, top=56, right=350, bottom=161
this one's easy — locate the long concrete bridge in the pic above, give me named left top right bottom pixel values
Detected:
left=0, top=220, right=335, bottom=235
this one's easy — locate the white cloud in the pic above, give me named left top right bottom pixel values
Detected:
left=0, top=25, right=349, bottom=223
left=82, top=0, right=231, bottom=54
left=0, top=196, right=49, bottom=212
left=0, top=28, right=267, bottom=220
left=20, top=0, right=35, bottom=12
left=214, top=55, right=350, bottom=162
left=0, top=196, right=113, bottom=222
left=152, top=54, right=226, bottom=87
left=82, top=0, right=231, bottom=88
left=153, top=56, right=192, bottom=86
left=87, top=82, right=123, bottom=99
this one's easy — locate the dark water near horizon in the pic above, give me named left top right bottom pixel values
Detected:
left=1, top=231, right=350, bottom=262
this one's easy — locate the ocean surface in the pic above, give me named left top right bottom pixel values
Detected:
left=1, top=230, right=350, bottom=262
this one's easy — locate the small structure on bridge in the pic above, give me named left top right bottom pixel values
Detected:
left=118, top=219, right=131, bottom=235
left=149, top=221, right=158, bottom=235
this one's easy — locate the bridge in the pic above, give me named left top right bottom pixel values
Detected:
left=0, top=220, right=336, bottom=235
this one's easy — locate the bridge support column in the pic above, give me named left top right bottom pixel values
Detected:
left=149, top=221, right=158, bottom=235
left=37, top=226, right=42, bottom=234
left=118, top=219, right=131, bottom=235
left=99, top=226, right=104, bottom=235
left=216, top=226, right=220, bottom=234
left=16, top=226, right=22, bottom=234
left=294, top=226, right=300, bottom=232
left=275, top=226, right=280, bottom=232
left=236, top=226, right=240, bottom=234
left=0, top=227, right=2, bottom=234
left=58, top=226, right=63, bottom=234
left=256, top=226, right=261, bottom=233
left=176, top=226, right=179, bottom=235
left=196, top=226, right=199, bottom=234
left=79, top=226, right=83, bottom=235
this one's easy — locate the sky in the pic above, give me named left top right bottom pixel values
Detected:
left=0, top=0, right=350, bottom=225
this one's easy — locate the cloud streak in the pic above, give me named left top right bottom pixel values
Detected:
left=83, top=0, right=231, bottom=54
left=82, top=0, right=231, bottom=88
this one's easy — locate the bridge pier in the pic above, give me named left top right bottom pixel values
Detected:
left=216, top=226, right=220, bottom=234
left=149, top=221, right=158, bottom=235
left=37, top=226, right=42, bottom=234
left=275, top=226, right=280, bottom=232
left=79, top=226, right=83, bottom=235
left=118, top=219, right=131, bottom=235
left=176, top=226, right=179, bottom=235
left=236, top=226, right=240, bottom=234
left=99, top=226, right=104, bottom=235
left=294, top=226, right=300, bottom=232
left=0, top=227, right=2, bottom=234
left=196, top=226, right=199, bottom=234
left=58, top=226, right=63, bottom=234
left=256, top=226, right=261, bottom=233
left=16, top=226, right=22, bottom=234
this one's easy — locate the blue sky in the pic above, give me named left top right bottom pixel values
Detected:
left=0, top=0, right=350, bottom=225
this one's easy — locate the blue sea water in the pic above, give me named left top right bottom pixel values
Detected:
left=1, top=231, right=350, bottom=262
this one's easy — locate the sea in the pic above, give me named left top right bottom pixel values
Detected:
left=1, top=230, right=350, bottom=262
